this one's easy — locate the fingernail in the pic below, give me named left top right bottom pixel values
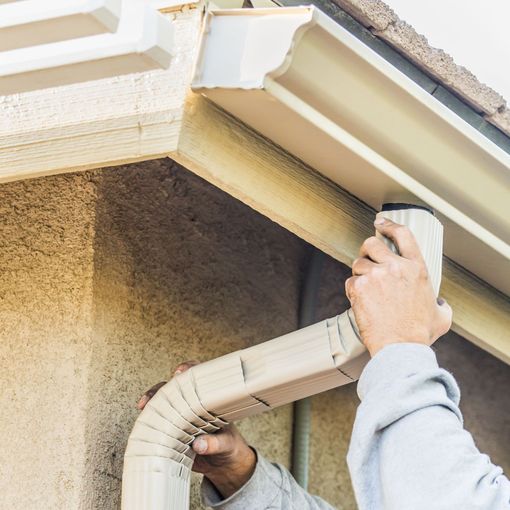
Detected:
left=174, top=369, right=182, bottom=375
left=374, top=218, right=386, bottom=225
left=137, top=395, right=148, bottom=408
left=194, top=437, right=207, bottom=454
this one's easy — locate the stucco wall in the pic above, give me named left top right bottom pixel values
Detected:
left=84, top=159, right=306, bottom=508
left=0, top=174, right=97, bottom=509
left=0, top=159, right=508, bottom=509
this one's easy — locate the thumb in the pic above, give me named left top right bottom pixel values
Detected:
left=192, top=432, right=234, bottom=456
left=436, top=297, right=453, bottom=336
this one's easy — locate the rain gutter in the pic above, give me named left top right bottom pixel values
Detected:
left=191, top=6, right=510, bottom=297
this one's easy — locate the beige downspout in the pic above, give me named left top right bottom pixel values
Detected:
left=122, top=206, right=443, bottom=510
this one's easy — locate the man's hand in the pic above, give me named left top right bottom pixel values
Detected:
left=346, top=217, right=452, bottom=357
left=137, top=361, right=256, bottom=499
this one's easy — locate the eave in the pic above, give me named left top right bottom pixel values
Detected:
left=0, top=0, right=121, bottom=52
left=192, top=6, right=510, bottom=297
left=0, top=0, right=174, bottom=95
left=0, top=3, right=508, bottom=364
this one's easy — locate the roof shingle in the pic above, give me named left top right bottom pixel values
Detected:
left=332, top=0, right=510, bottom=138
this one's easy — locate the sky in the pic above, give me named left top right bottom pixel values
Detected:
left=384, top=0, right=510, bottom=102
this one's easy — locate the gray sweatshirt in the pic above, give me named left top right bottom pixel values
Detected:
left=201, top=343, right=510, bottom=509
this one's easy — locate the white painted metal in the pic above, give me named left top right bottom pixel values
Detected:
left=121, top=315, right=367, bottom=510
left=376, top=207, right=443, bottom=296
left=0, top=0, right=121, bottom=51
left=192, top=6, right=510, bottom=297
left=0, top=0, right=174, bottom=95
left=0, top=6, right=200, bottom=187
left=122, top=208, right=443, bottom=509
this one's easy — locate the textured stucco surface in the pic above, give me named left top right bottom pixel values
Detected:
left=435, top=331, right=510, bottom=473
left=374, top=20, right=505, bottom=115
left=333, top=0, right=398, bottom=31
left=491, top=109, right=510, bottom=135
left=84, top=159, right=304, bottom=509
left=0, top=159, right=508, bottom=509
left=306, top=258, right=510, bottom=510
left=0, top=174, right=97, bottom=509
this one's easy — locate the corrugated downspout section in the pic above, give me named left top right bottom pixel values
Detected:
left=122, top=207, right=443, bottom=510
left=122, top=313, right=369, bottom=509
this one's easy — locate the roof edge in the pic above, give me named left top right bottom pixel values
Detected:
left=279, top=0, right=510, bottom=154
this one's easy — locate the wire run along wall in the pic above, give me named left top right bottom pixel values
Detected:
left=121, top=207, right=443, bottom=509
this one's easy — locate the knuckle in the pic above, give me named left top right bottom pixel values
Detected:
left=401, top=225, right=417, bottom=243
left=387, top=260, right=402, bottom=277
left=360, top=236, right=378, bottom=253
left=175, top=360, right=200, bottom=374
left=410, top=260, right=428, bottom=279
left=371, top=266, right=386, bottom=280
left=394, top=224, right=412, bottom=241
left=352, top=257, right=363, bottom=272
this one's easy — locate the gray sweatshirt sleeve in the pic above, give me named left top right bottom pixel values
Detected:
left=347, top=343, right=510, bottom=510
left=201, top=451, right=336, bottom=509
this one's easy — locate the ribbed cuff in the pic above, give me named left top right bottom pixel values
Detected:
left=201, top=451, right=282, bottom=509
left=357, top=343, right=439, bottom=401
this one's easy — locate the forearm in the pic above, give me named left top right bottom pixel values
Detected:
left=347, top=343, right=510, bottom=510
left=201, top=450, right=336, bottom=510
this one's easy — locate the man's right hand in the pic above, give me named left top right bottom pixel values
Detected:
left=346, top=218, right=452, bottom=356
left=137, top=361, right=257, bottom=499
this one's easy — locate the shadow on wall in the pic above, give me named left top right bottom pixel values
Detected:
left=81, top=158, right=312, bottom=509
left=435, top=332, right=510, bottom=473
left=78, top=157, right=509, bottom=510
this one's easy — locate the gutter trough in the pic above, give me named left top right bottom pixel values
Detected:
left=192, top=6, right=510, bottom=296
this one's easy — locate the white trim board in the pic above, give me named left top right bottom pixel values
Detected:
left=192, top=6, right=510, bottom=297
left=171, top=94, right=510, bottom=365
left=0, top=0, right=121, bottom=52
left=0, top=8, right=202, bottom=179
left=0, top=0, right=175, bottom=95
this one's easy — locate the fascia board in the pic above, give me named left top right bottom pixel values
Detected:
left=192, top=6, right=510, bottom=297
left=0, top=0, right=174, bottom=95
left=0, top=0, right=121, bottom=51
